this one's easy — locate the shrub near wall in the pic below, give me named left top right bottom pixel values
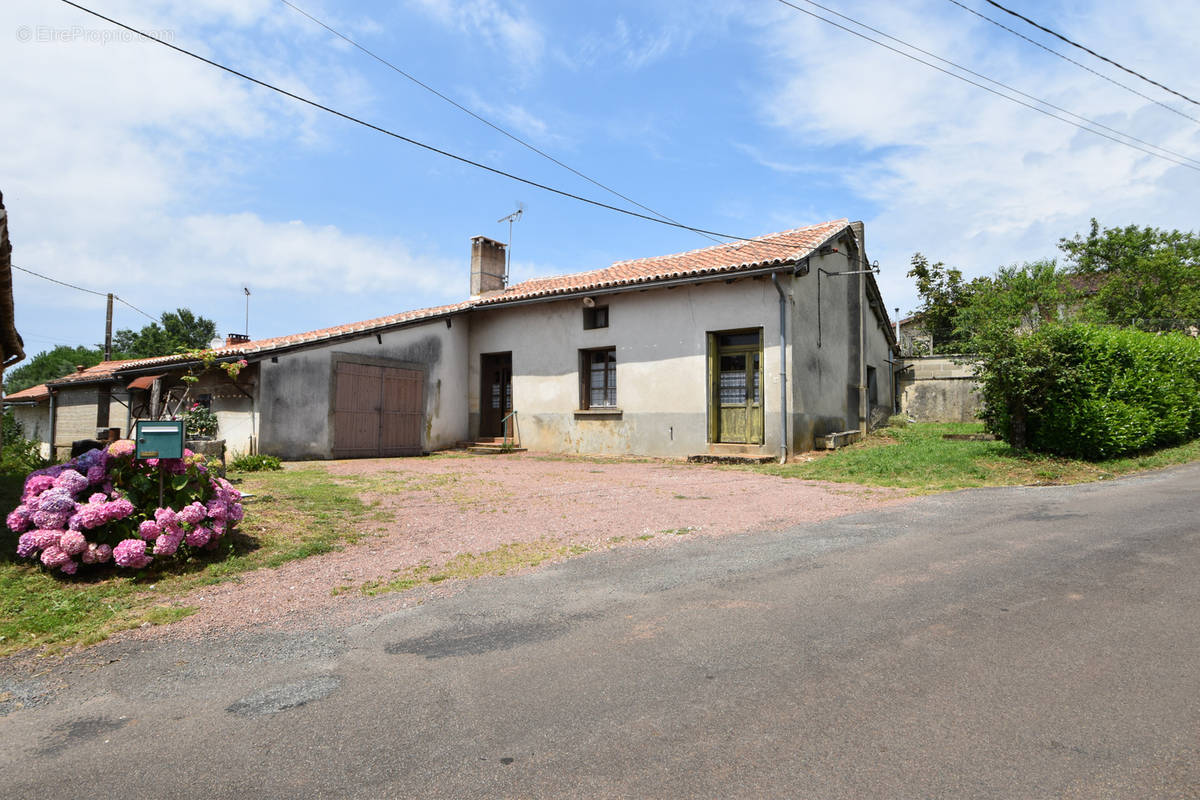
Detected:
left=7, top=441, right=244, bottom=575
left=980, top=324, right=1200, bottom=459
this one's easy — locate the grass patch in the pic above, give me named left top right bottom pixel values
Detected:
left=742, top=422, right=1200, bottom=492
left=359, top=540, right=594, bottom=596
left=0, top=466, right=369, bottom=656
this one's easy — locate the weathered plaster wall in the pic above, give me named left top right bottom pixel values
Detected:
left=181, top=369, right=258, bottom=457
left=786, top=247, right=894, bottom=451
left=468, top=278, right=791, bottom=458
left=898, top=356, right=982, bottom=423
left=50, top=386, right=131, bottom=458
left=257, top=319, right=468, bottom=459
left=9, top=402, right=51, bottom=458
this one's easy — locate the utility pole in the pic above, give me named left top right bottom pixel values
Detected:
left=104, top=292, right=113, bottom=361
left=243, top=287, right=250, bottom=337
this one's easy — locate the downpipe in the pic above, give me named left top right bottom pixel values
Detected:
left=771, top=273, right=788, bottom=464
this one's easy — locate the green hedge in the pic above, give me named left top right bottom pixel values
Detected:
left=980, top=324, right=1200, bottom=459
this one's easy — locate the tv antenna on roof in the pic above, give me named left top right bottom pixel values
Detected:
left=497, top=204, right=523, bottom=283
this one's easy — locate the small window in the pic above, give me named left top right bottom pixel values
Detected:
left=580, top=348, right=616, bottom=408
left=583, top=305, right=609, bottom=329
left=867, top=366, right=878, bottom=406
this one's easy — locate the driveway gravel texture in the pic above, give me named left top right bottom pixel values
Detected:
left=127, top=452, right=910, bottom=641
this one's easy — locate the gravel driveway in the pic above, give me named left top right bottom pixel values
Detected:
left=140, top=452, right=912, bottom=640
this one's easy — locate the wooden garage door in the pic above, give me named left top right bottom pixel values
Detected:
left=333, top=362, right=424, bottom=458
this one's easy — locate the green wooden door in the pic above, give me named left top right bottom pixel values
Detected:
left=709, top=330, right=763, bottom=444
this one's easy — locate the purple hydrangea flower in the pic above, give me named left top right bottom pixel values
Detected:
left=185, top=527, right=212, bottom=548
left=88, top=492, right=108, bottom=504
left=40, top=544, right=70, bottom=568
left=6, top=505, right=32, bottom=533
left=59, top=559, right=78, bottom=575
left=32, top=509, right=71, bottom=530
left=36, top=487, right=76, bottom=514
left=105, top=498, right=134, bottom=521
left=86, top=465, right=106, bottom=485
left=75, top=503, right=108, bottom=530
left=16, top=532, right=38, bottom=558
left=30, top=529, right=62, bottom=549
left=53, top=469, right=89, bottom=497
left=138, top=520, right=162, bottom=541
left=178, top=502, right=205, bottom=526
left=153, top=532, right=183, bottom=556
left=112, top=539, right=152, bottom=569
left=23, top=474, right=55, bottom=499
left=59, top=530, right=88, bottom=556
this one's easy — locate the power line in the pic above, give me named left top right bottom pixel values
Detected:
left=275, top=0, right=723, bottom=245
left=980, top=0, right=1200, bottom=109
left=56, top=0, right=839, bottom=255
left=778, top=0, right=1200, bottom=168
left=114, top=296, right=157, bottom=322
left=12, top=263, right=107, bottom=297
left=771, top=0, right=1200, bottom=173
left=12, top=262, right=157, bottom=321
left=943, top=0, right=1199, bottom=125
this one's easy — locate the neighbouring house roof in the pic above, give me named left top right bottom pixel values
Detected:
left=81, top=218, right=889, bottom=376
left=3, top=382, right=49, bottom=402
left=113, top=300, right=477, bottom=373
left=45, top=359, right=142, bottom=387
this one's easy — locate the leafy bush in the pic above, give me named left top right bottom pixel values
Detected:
left=229, top=453, right=282, bottom=472
left=1, top=410, right=48, bottom=477
left=181, top=402, right=218, bottom=438
left=886, top=414, right=910, bottom=428
left=979, top=323, right=1200, bottom=459
left=6, top=441, right=244, bottom=575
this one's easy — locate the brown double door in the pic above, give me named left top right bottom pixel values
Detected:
left=333, top=362, right=424, bottom=457
left=479, top=352, right=512, bottom=437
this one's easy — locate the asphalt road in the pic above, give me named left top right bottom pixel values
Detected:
left=2, top=463, right=1198, bottom=799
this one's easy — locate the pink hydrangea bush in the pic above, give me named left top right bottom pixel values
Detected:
left=8, top=441, right=244, bottom=575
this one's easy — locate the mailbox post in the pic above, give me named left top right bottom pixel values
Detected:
left=135, top=420, right=185, bottom=506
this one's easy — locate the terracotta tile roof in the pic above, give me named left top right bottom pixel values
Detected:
left=46, top=359, right=142, bottom=386
left=114, top=301, right=476, bottom=372
left=3, top=383, right=49, bottom=402
left=477, top=219, right=850, bottom=305
left=102, top=219, right=853, bottom=374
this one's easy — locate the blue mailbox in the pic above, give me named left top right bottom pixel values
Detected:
left=135, top=420, right=185, bottom=459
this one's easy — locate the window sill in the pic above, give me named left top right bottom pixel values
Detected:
left=574, top=408, right=623, bottom=419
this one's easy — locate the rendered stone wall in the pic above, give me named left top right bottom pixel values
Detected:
left=897, top=356, right=982, bottom=423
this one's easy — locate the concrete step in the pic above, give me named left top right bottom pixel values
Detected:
left=687, top=453, right=777, bottom=465
left=466, top=444, right=527, bottom=454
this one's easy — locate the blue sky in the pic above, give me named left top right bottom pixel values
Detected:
left=4, top=0, right=1199, bottom=357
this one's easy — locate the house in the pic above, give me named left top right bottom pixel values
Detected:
left=18, top=219, right=897, bottom=461
left=4, top=382, right=52, bottom=459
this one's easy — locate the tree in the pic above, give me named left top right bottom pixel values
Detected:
left=113, top=308, right=217, bottom=359
left=3, top=344, right=104, bottom=394
left=1059, top=219, right=1200, bottom=328
left=955, top=260, right=1079, bottom=447
left=906, top=253, right=976, bottom=353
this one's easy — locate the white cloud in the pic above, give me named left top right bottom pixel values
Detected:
left=751, top=0, right=1200, bottom=314
left=1, top=0, right=457, bottom=345
left=407, top=0, right=544, bottom=75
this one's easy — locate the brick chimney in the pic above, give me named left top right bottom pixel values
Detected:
left=470, top=236, right=507, bottom=297
left=225, top=333, right=250, bottom=347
